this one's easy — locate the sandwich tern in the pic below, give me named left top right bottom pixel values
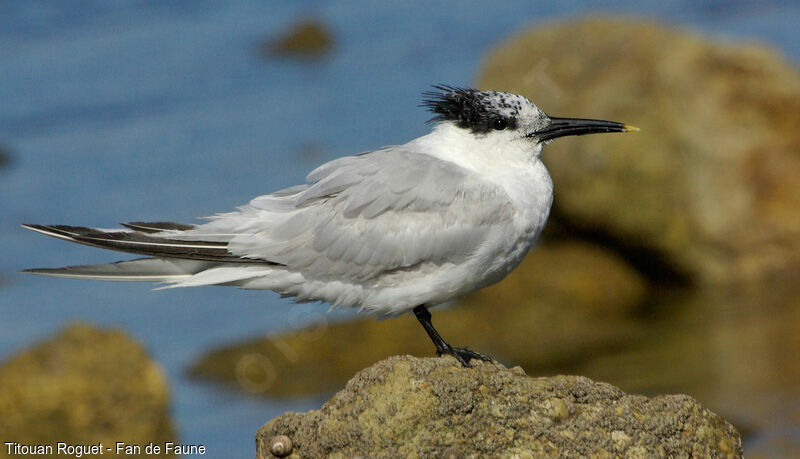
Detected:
left=24, top=85, right=636, bottom=366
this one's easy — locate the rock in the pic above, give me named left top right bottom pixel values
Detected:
left=255, top=356, right=742, bottom=457
left=570, top=276, right=800, bottom=457
left=190, top=241, right=647, bottom=397
left=478, top=17, right=800, bottom=284
left=0, top=145, right=10, bottom=170
left=263, top=19, right=333, bottom=59
left=0, top=323, right=176, bottom=456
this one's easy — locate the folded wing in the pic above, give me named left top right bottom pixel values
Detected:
left=187, top=147, right=515, bottom=283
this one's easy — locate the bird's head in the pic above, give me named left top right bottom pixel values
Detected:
left=422, top=85, right=637, bottom=154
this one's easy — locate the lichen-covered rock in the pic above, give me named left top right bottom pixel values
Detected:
left=0, top=323, right=176, bottom=457
left=191, top=241, right=647, bottom=397
left=478, top=17, right=800, bottom=284
left=255, top=356, right=742, bottom=458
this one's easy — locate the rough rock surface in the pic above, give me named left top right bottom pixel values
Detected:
left=478, top=17, right=800, bottom=284
left=0, top=323, right=175, bottom=457
left=256, top=356, right=742, bottom=458
left=191, top=241, right=647, bottom=397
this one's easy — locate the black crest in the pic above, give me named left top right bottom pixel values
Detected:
left=421, top=84, right=519, bottom=134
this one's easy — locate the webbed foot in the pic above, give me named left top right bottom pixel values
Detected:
left=438, top=344, right=493, bottom=367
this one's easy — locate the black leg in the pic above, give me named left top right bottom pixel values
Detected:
left=412, top=305, right=492, bottom=367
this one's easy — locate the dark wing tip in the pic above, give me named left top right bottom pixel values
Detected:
left=121, top=221, right=195, bottom=233
left=20, top=268, right=56, bottom=275
left=22, top=222, right=282, bottom=265
left=21, top=224, right=92, bottom=241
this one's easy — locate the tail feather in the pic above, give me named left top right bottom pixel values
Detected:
left=23, top=257, right=212, bottom=281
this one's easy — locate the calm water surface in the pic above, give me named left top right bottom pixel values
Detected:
left=2, top=1, right=799, bottom=456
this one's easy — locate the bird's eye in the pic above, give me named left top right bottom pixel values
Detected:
left=492, top=118, right=508, bottom=130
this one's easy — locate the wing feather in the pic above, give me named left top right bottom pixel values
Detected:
left=22, top=224, right=278, bottom=264
left=121, top=221, right=196, bottom=233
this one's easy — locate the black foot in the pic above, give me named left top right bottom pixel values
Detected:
left=438, top=345, right=493, bottom=368
left=412, top=305, right=494, bottom=368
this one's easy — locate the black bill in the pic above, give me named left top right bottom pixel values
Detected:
left=531, top=116, right=638, bottom=142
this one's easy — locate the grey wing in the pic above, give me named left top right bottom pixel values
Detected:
left=185, top=147, right=515, bottom=282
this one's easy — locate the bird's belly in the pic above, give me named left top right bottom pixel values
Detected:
left=468, top=219, right=545, bottom=291
left=359, top=219, right=546, bottom=315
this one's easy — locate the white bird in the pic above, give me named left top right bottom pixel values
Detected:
left=23, top=85, right=636, bottom=366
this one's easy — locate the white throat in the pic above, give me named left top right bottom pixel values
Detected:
left=410, top=122, right=543, bottom=175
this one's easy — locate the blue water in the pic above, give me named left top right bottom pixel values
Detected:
left=2, top=1, right=799, bottom=457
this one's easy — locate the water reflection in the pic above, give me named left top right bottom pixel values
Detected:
left=563, top=275, right=800, bottom=455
